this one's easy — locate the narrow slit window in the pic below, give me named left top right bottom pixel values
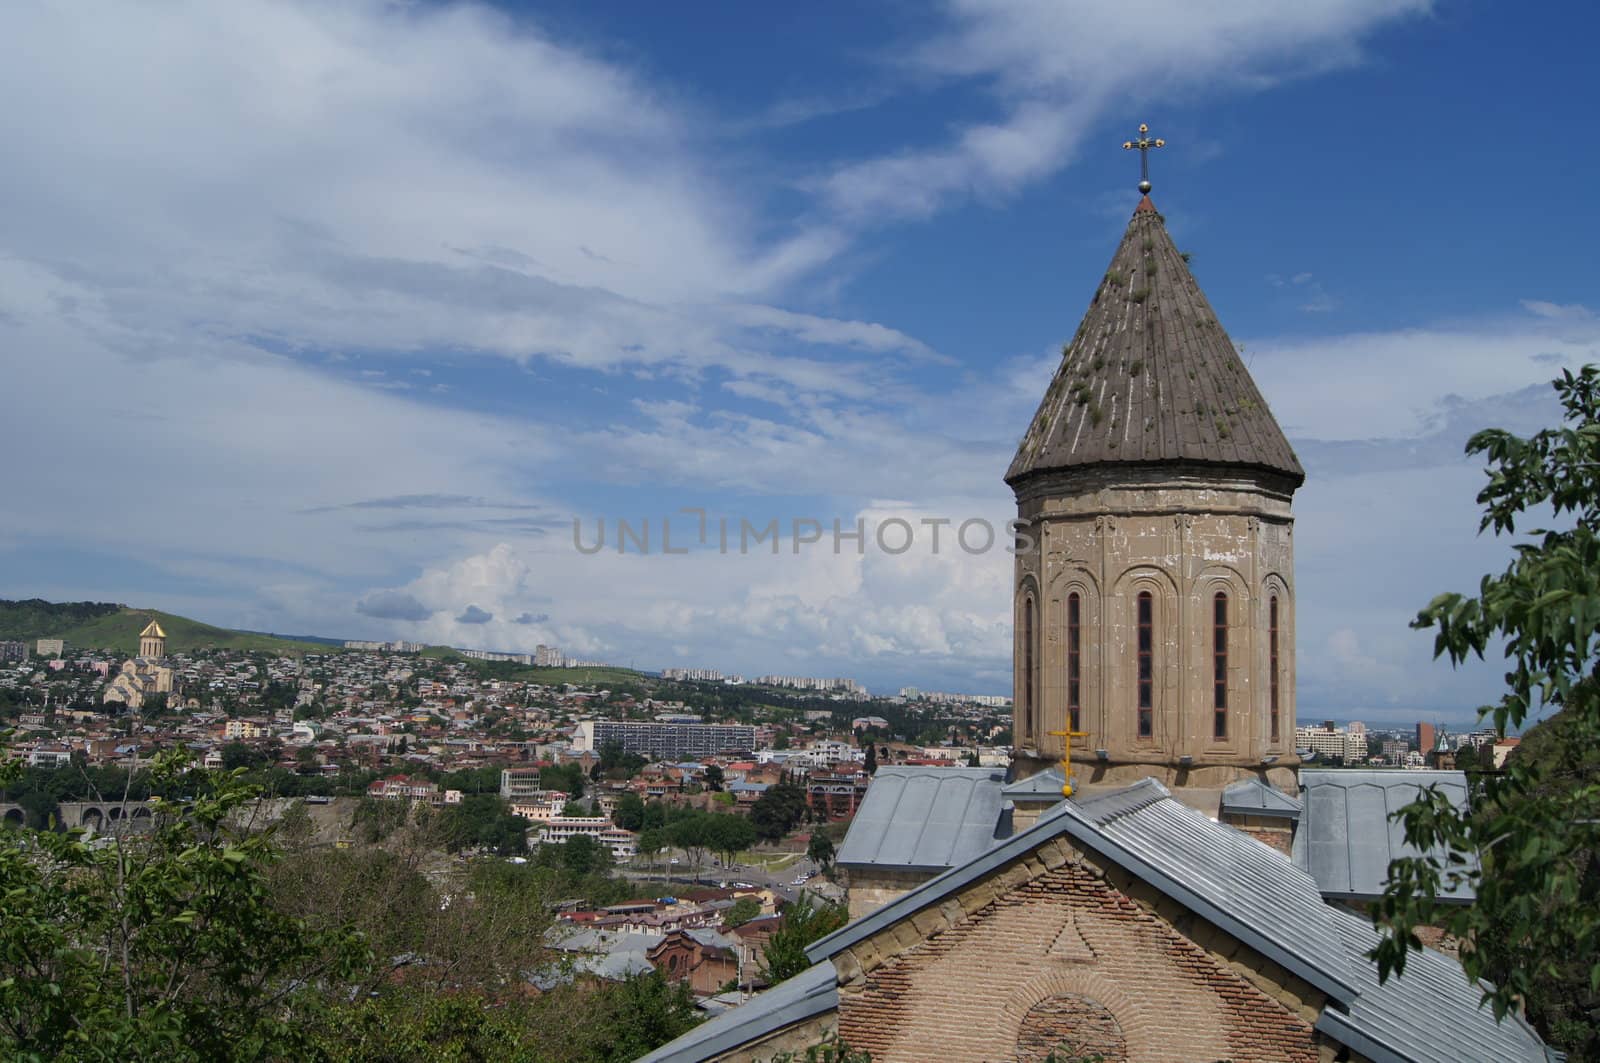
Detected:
left=1213, top=592, right=1228, bottom=740
left=1270, top=596, right=1280, bottom=743
left=1023, top=595, right=1036, bottom=741
left=1067, top=592, right=1081, bottom=732
left=1137, top=591, right=1153, bottom=738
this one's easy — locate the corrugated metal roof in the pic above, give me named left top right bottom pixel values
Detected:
left=1000, top=764, right=1068, bottom=799
left=1221, top=777, right=1302, bottom=819
left=1069, top=779, right=1354, bottom=1000
left=635, top=959, right=839, bottom=1063
left=834, top=766, right=1006, bottom=871
left=1316, top=906, right=1552, bottom=1063
left=746, top=777, right=1553, bottom=1063
left=812, top=778, right=1360, bottom=1005
left=1295, top=770, right=1476, bottom=903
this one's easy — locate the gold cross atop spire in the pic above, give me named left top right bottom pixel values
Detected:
left=1046, top=726, right=1091, bottom=798
left=1122, top=122, right=1165, bottom=195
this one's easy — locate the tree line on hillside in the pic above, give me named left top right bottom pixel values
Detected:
left=0, top=598, right=122, bottom=639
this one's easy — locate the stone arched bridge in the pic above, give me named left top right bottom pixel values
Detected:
left=0, top=801, right=158, bottom=832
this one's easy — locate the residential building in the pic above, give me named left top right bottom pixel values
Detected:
left=26, top=744, right=74, bottom=769
left=537, top=816, right=638, bottom=860
left=662, top=667, right=724, bottom=682
left=223, top=718, right=268, bottom=740
left=1295, top=723, right=1367, bottom=764
left=646, top=929, right=740, bottom=996
left=366, top=775, right=444, bottom=804
left=500, top=767, right=546, bottom=799
left=753, top=675, right=866, bottom=695
left=35, top=639, right=65, bottom=658
left=573, top=719, right=756, bottom=759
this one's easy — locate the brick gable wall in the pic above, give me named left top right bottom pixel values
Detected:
left=835, top=860, right=1319, bottom=1063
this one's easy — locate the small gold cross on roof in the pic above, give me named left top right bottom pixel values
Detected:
left=1047, top=727, right=1091, bottom=798
left=1122, top=122, right=1165, bottom=195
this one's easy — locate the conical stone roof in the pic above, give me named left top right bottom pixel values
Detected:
left=1007, top=197, right=1304, bottom=489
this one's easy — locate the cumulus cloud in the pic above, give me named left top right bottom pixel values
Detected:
left=819, top=0, right=1432, bottom=218
left=0, top=0, right=1561, bottom=719
left=356, top=590, right=433, bottom=622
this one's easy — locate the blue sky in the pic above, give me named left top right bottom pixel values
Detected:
left=1, top=1, right=1595, bottom=726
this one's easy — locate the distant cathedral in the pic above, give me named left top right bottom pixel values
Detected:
left=1007, top=190, right=1303, bottom=796
left=103, top=618, right=173, bottom=710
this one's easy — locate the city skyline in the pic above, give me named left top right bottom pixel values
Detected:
left=4, top=2, right=1597, bottom=724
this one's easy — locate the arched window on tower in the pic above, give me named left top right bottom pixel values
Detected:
left=1213, top=592, right=1229, bottom=740
left=1269, top=595, right=1280, bottom=743
left=1023, top=594, right=1037, bottom=742
left=1136, top=591, right=1153, bottom=739
left=1067, top=592, right=1081, bottom=732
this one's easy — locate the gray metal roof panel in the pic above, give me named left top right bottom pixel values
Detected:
left=1075, top=781, right=1356, bottom=999
left=635, top=959, right=839, bottom=1063
left=1296, top=770, right=1476, bottom=903
left=810, top=778, right=1360, bottom=1005
left=1316, top=905, right=1550, bottom=1063
left=1221, top=777, right=1302, bottom=819
left=1001, top=765, right=1066, bottom=798
left=834, top=766, right=1005, bottom=871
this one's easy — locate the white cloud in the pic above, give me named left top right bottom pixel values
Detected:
left=819, top=0, right=1432, bottom=218
left=0, top=258, right=547, bottom=581
left=1520, top=299, right=1593, bottom=320
left=0, top=0, right=905, bottom=402
left=1250, top=305, right=1600, bottom=441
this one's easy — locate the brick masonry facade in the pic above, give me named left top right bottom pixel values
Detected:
left=834, top=853, right=1321, bottom=1063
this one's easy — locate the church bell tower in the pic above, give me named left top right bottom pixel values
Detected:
left=1007, top=126, right=1304, bottom=794
left=138, top=618, right=167, bottom=660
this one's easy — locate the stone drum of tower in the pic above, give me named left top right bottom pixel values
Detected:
left=1006, top=194, right=1304, bottom=792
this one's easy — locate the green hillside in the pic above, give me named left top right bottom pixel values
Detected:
left=0, top=599, right=332, bottom=656
left=423, top=647, right=645, bottom=687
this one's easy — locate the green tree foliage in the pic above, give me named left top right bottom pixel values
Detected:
left=0, top=751, right=367, bottom=1061
left=724, top=895, right=762, bottom=928
left=437, top=764, right=503, bottom=794
left=0, top=598, right=120, bottom=639
left=750, top=779, right=809, bottom=842
left=220, top=741, right=269, bottom=771
left=706, top=812, right=756, bottom=867
left=763, top=1037, right=873, bottom=1063
left=439, top=793, right=529, bottom=855
left=703, top=764, right=725, bottom=791
left=761, top=895, right=849, bottom=985
left=1373, top=367, right=1600, bottom=1056
left=555, top=833, right=611, bottom=876
left=597, top=741, right=647, bottom=778
left=807, top=830, right=836, bottom=871
left=668, top=812, right=714, bottom=879
left=541, top=762, right=586, bottom=799
left=612, top=791, right=646, bottom=831
left=863, top=743, right=877, bottom=775
left=637, top=826, right=669, bottom=869
left=583, top=970, right=702, bottom=1062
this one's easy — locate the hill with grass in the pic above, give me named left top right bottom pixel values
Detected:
left=421, top=646, right=645, bottom=687
left=0, top=599, right=334, bottom=656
